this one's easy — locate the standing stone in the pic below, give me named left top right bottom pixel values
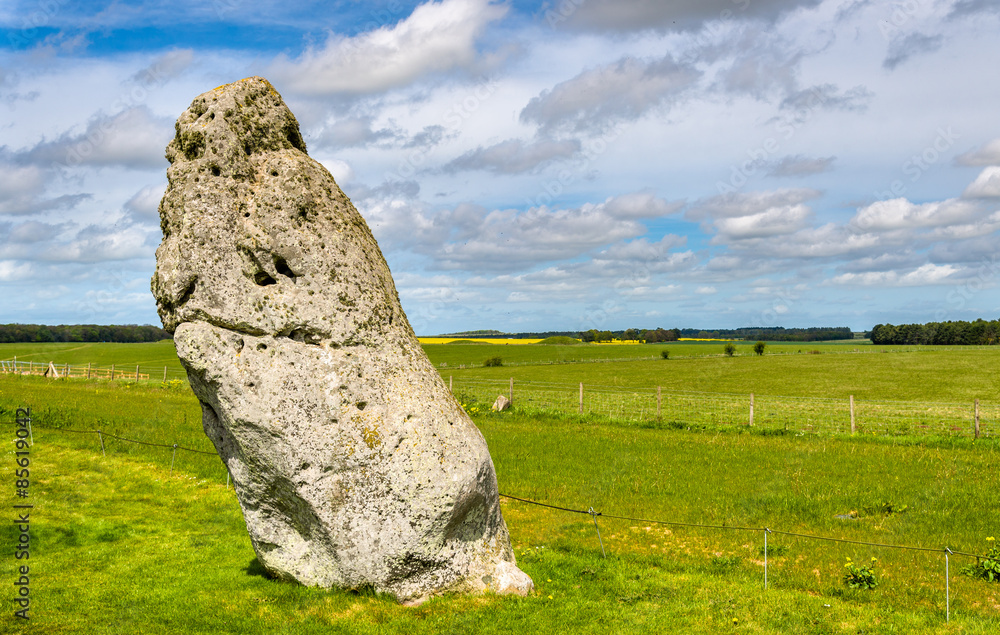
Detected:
left=151, top=77, right=532, bottom=603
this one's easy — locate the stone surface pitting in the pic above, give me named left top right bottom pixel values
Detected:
left=152, top=76, right=532, bottom=603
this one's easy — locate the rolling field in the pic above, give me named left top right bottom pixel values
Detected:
left=1, top=341, right=999, bottom=632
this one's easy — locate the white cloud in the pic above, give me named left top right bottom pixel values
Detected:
left=269, top=0, right=507, bottom=96
left=766, top=155, right=835, bottom=177
left=695, top=286, right=717, bottom=295
left=851, top=197, right=985, bottom=230
left=712, top=203, right=812, bottom=240
left=26, top=106, right=172, bottom=170
left=883, top=32, right=944, bottom=70
left=520, top=55, right=701, bottom=134
left=686, top=188, right=820, bottom=220
left=0, top=261, right=33, bottom=281
left=962, top=166, right=1000, bottom=198
left=443, top=138, right=580, bottom=174
left=553, top=0, right=823, bottom=33
left=829, top=263, right=960, bottom=287
left=956, top=138, right=1000, bottom=166
left=124, top=183, right=167, bottom=223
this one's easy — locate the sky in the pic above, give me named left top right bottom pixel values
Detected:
left=1, top=0, right=998, bottom=335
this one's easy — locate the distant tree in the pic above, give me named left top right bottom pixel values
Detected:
left=723, top=342, right=736, bottom=357
left=753, top=341, right=766, bottom=356
left=660, top=349, right=670, bottom=359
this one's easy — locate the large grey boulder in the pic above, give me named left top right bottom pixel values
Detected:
left=151, top=77, right=532, bottom=603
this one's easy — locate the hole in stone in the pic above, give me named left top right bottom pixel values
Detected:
left=286, top=328, right=320, bottom=345
left=254, top=270, right=277, bottom=286
left=244, top=143, right=252, bottom=156
left=244, top=212, right=250, bottom=218
left=211, top=166, right=221, bottom=177
left=270, top=169, right=279, bottom=177
left=257, top=342, right=268, bottom=351
left=356, top=401, right=367, bottom=411
left=209, top=112, right=215, bottom=120
left=177, top=277, right=197, bottom=306
left=273, top=255, right=297, bottom=280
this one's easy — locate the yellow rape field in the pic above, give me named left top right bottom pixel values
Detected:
left=417, top=337, right=545, bottom=345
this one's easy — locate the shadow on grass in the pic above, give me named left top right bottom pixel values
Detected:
left=245, top=557, right=273, bottom=579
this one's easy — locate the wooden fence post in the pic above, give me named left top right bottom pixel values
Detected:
left=579, top=383, right=584, bottom=414
left=850, top=395, right=856, bottom=435
left=87, top=362, right=91, bottom=379
left=449, top=376, right=453, bottom=392
left=110, top=364, right=115, bottom=380
left=749, top=393, right=754, bottom=426
left=974, top=399, right=980, bottom=439
left=163, top=366, right=167, bottom=382
left=135, top=365, right=139, bottom=382
left=657, top=386, right=662, bottom=421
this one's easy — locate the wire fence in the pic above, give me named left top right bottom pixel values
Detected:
left=448, top=376, right=998, bottom=439
left=0, top=358, right=188, bottom=383
left=7, top=407, right=998, bottom=624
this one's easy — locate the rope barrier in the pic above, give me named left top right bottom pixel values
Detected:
left=499, top=493, right=992, bottom=561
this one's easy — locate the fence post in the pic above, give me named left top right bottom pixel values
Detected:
left=135, top=365, right=139, bottom=382
left=657, top=386, right=662, bottom=421
left=749, top=393, right=754, bottom=426
left=163, top=366, right=168, bottom=382
left=97, top=430, right=106, bottom=457
left=945, top=547, right=952, bottom=622
left=509, top=378, right=513, bottom=405
left=87, top=362, right=92, bottom=379
left=850, top=395, right=856, bottom=435
left=170, top=444, right=178, bottom=474
left=579, top=383, right=584, bottom=414
left=449, top=376, right=453, bottom=392
left=110, top=364, right=115, bottom=380
left=974, top=399, right=980, bottom=439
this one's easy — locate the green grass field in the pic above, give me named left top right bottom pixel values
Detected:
left=1, top=342, right=999, bottom=633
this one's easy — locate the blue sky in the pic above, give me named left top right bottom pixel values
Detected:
left=1, top=0, right=998, bottom=335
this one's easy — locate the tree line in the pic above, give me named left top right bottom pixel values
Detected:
left=869, top=320, right=999, bottom=345
left=0, top=324, right=171, bottom=343
left=580, top=327, right=851, bottom=343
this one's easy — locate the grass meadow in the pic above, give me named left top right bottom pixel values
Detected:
left=1, top=341, right=999, bottom=633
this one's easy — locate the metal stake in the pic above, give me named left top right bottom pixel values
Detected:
left=97, top=430, right=106, bottom=457
left=764, top=528, right=770, bottom=589
left=170, top=444, right=178, bottom=474
left=588, top=507, right=606, bottom=558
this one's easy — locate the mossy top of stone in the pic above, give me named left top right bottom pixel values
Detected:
left=165, top=76, right=307, bottom=168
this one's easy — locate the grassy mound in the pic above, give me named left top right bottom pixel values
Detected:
left=538, top=336, right=582, bottom=345
left=445, top=339, right=491, bottom=345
